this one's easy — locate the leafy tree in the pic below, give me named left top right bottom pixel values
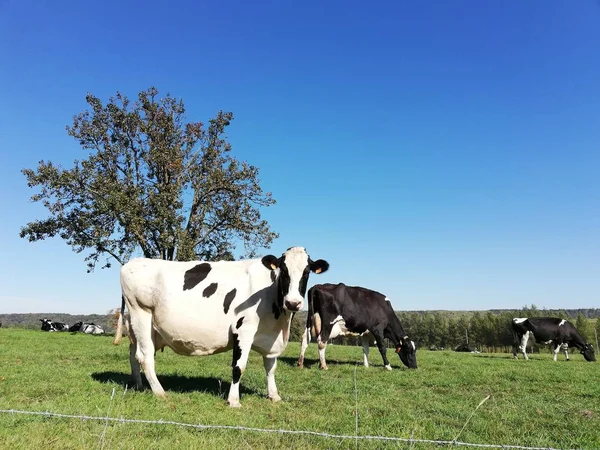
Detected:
left=575, top=313, right=592, bottom=342
left=20, top=87, right=278, bottom=270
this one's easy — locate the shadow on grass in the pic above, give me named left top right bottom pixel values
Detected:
left=91, top=371, right=259, bottom=398
left=278, top=355, right=400, bottom=369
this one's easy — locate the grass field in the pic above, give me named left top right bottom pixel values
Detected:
left=0, top=329, right=598, bottom=449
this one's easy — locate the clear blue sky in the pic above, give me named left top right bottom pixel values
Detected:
left=1, top=0, right=598, bottom=314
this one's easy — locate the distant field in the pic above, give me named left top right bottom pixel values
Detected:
left=0, top=329, right=598, bottom=449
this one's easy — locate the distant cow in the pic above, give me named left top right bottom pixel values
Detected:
left=53, top=322, right=69, bottom=332
left=454, top=343, right=479, bottom=353
left=40, top=318, right=56, bottom=332
left=512, top=318, right=596, bottom=362
left=70, top=322, right=105, bottom=335
left=297, top=283, right=417, bottom=371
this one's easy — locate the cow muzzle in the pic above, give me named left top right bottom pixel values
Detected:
left=284, top=299, right=303, bottom=312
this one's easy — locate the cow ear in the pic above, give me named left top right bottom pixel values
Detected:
left=310, top=259, right=329, bottom=274
left=261, top=255, right=280, bottom=271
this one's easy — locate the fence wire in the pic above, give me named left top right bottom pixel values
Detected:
left=0, top=408, right=572, bottom=450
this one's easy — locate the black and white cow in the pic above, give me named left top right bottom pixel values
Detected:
left=119, top=246, right=329, bottom=407
left=70, top=322, right=104, bottom=335
left=53, top=322, right=69, bottom=332
left=297, top=283, right=417, bottom=371
left=512, top=317, right=596, bottom=362
left=40, top=318, right=56, bottom=332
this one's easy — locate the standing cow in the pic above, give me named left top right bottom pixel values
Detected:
left=297, top=283, right=417, bottom=370
left=512, top=317, right=595, bottom=362
left=120, top=246, right=329, bottom=407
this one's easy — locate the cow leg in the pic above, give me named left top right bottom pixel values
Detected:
left=127, top=330, right=144, bottom=391
left=372, top=330, right=392, bottom=370
left=520, top=332, right=530, bottom=360
left=227, top=328, right=257, bottom=408
left=317, top=335, right=329, bottom=370
left=263, top=356, right=281, bottom=402
left=124, top=318, right=143, bottom=390
left=297, top=327, right=310, bottom=368
left=361, top=334, right=370, bottom=368
left=130, top=310, right=165, bottom=397
left=563, top=346, right=570, bottom=361
left=553, top=343, right=561, bottom=361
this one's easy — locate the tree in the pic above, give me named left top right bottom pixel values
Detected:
left=575, top=313, right=592, bottom=342
left=20, top=87, right=278, bottom=270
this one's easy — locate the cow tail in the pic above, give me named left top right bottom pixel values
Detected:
left=306, top=287, right=314, bottom=341
left=112, top=295, right=126, bottom=345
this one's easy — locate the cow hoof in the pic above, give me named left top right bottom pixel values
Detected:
left=228, top=399, right=242, bottom=408
left=269, top=394, right=282, bottom=402
left=384, top=364, right=392, bottom=371
left=319, top=366, right=328, bottom=371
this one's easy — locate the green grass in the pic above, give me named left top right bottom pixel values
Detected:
left=0, top=329, right=598, bottom=449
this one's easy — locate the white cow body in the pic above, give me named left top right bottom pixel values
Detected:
left=121, top=247, right=329, bottom=407
left=122, top=257, right=288, bottom=358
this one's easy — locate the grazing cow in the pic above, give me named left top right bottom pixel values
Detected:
left=297, top=283, right=417, bottom=371
left=71, top=321, right=105, bottom=335
left=120, top=246, right=329, bottom=407
left=512, top=318, right=596, bottom=362
left=40, top=318, right=56, bottom=332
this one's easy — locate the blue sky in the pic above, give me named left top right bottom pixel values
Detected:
left=1, top=0, right=599, bottom=314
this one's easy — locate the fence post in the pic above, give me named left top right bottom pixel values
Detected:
left=595, top=328, right=599, bottom=352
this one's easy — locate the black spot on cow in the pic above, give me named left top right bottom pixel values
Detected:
left=232, top=332, right=242, bottom=383
left=232, top=333, right=242, bottom=365
left=183, top=263, right=212, bottom=291
left=236, top=317, right=244, bottom=329
left=232, top=366, right=242, bottom=384
left=223, top=288, right=237, bottom=314
left=272, top=302, right=281, bottom=320
left=203, top=282, right=218, bottom=298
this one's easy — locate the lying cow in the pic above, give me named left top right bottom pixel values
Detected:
left=70, top=321, right=105, bottom=335
left=40, top=319, right=70, bottom=332
left=40, top=318, right=56, bottom=332
left=297, top=283, right=417, bottom=370
left=120, top=246, right=329, bottom=407
left=512, top=317, right=595, bottom=362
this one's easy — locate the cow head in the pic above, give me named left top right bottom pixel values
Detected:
left=581, top=344, right=596, bottom=362
left=262, top=247, right=329, bottom=312
left=70, top=322, right=83, bottom=332
left=39, top=318, right=55, bottom=332
left=395, top=337, right=418, bottom=369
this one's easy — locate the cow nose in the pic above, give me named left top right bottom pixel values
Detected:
left=284, top=299, right=302, bottom=311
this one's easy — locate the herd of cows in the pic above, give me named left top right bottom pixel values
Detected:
left=39, top=318, right=105, bottom=335
left=102, top=246, right=596, bottom=408
left=26, top=247, right=595, bottom=408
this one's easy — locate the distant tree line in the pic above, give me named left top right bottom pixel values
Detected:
left=289, top=305, right=600, bottom=353
left=3, top=306, right=598, bottom=354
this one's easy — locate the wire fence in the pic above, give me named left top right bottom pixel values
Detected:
left=0, top=367, right=575, bottom=450
left=0, top=408, right=573, bottom=450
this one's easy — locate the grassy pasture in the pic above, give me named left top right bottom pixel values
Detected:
left=0, top=329, right=598, bottom=449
